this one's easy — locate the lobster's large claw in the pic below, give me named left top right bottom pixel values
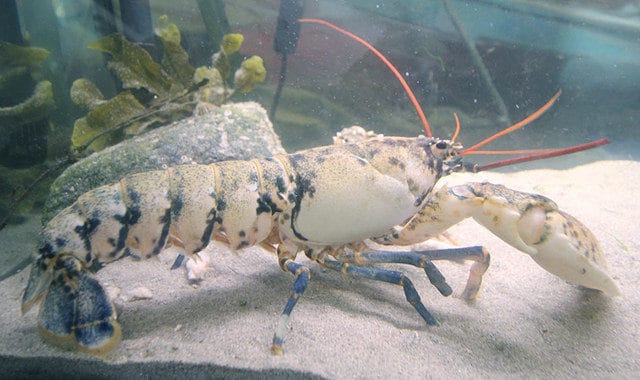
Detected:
left=376, top=182, right=620, bottom=297
left=24, top=255, right=121, bottom=354
left=451, top=183, right=621, bottom=296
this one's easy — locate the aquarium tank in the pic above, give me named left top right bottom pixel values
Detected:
left=1, top=0, right=639, bottom=378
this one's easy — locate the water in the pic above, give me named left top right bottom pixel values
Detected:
left=1, top=0, right=639, bottom=376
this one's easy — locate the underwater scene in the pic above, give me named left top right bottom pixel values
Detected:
left=1, top=0, right=639, bottom=378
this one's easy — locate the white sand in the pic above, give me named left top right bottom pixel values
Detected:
left=1, top=160, right=639, bottom=378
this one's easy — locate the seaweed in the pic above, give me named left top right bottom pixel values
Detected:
left=234, top=56, right=267, bottom=93
left=213, top=33, right=243, bottom=81
left=87, top=33, right=175, bottom=98
left=0, top=42, right=54, bottom=124
left=0, top=80, right=55, bottom=126
left=71, top=16, right=266, bottom=157
left=70, top=85, right=146, bottom=153
left=157, top=15, right=195, bottom=88
left=0, top=41, right=49, bottom=72
left=0, top=41, right=54, bottom=171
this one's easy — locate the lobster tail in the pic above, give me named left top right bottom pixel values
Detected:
left=21, top=255, right=52, bottom=315
left=25, top=254, right=121, bottom=354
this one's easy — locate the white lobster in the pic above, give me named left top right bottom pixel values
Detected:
left=21, top=127, right=619, bottom=355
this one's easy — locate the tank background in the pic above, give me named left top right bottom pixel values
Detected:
left=12, top=0, right=639, bottom=160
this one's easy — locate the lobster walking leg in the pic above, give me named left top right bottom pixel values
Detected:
left=271, top=247, right=311, bottom=355
left=337, top=250, right=453, bottom=296
left=337, top=247, right=490, bottom=300
left=310, top=252, right=440, bottom=326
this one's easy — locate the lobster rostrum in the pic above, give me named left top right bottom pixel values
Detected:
left=21, top=19, right=620, bottom=356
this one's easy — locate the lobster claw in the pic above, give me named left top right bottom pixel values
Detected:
left=457, top=183, right=621, bottom=297
left=520, top=209, right=621, bottom=297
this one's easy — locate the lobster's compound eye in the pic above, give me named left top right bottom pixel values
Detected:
left=429, top=140, right=450, bottom=160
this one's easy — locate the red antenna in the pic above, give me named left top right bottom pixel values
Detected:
left=299, top=18, right=609, bottom=167
left=477, top=138, right=610, bottom=171
left=299, top=18, right=432, bottom=137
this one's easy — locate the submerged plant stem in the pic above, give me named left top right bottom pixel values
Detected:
left=441, top=0, right=511, bottom=126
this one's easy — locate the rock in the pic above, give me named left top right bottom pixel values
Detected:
left=43, top=102, right=284, bottom=223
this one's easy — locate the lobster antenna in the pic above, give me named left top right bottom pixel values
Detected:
left=299, top=18, right=433, bottom=137
left=461, top=89, right=562, bottom=154
left=300, top=19, right=608, bottom=168
left=477, top=138, right=610, bottom=171
left=465, top=148, right=552, bottom=155
left=451, top=113, right=460, bottom=142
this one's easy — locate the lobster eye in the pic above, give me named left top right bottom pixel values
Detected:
left=435, top=141, right=447, bottom=150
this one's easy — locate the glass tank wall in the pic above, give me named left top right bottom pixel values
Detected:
left=0, top=0, right=639, bottom=375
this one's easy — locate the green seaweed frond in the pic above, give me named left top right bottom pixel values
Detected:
left=157, top=15, right=195, bottom=87
left=0, top=41, right=50, bottom=69
left=234, top=56, right=266, bottom=93
left=71, top=91, right=146, bottom=154
left=213, top=33, right=245, bottom=80
left=0, top=80, right=54, bottom=125
left=71, top=19, right=266, bottom=156
left=70, top=78, right=105, bottom=110
left=88, top=33, right=174, bottom=98
left=0, top=42, right=50, bottom=89
left=193, top=66, right=224, bottom=104
left=221, top=34, right=244, bottom=55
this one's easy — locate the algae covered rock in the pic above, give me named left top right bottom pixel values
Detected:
left=43, top=102, right=284, bottom=223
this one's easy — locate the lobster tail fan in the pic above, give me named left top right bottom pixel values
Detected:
left=21, top=255, right=52, bottom=314
left=37, top=268, right=76, bottom=348
left=74, top=270, right=121, bottom=354
left=33, top=255, right=121, bottom=353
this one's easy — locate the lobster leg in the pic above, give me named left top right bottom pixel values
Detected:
left=309, top=251, right=440, bottom=326
left=376, top=182, right=620, bottom=297
left=271, top=247, right=311, bottom=355
left=337, top=247, right=490, bottom=300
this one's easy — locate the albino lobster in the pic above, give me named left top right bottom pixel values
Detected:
left=21, top=19, right=620, bottom=356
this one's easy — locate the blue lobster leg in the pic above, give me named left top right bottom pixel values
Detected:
left=313, top=253, right=440, bottom=326
left=336, top=250, right=452, bottom=296
left=271, top=257, right=310, bottom=355
left=338, top=246, right=490, bottom=300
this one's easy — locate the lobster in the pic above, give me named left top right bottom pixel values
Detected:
left=21, top=19, right=620, bottom=356
left=20, top=126, right=620, bottom=355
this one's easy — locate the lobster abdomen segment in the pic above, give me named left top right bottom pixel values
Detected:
left=41, top=160, right=288, bottom=267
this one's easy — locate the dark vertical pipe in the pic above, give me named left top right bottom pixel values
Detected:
left=119, top=0, right=157, bottom=57
left=0, top=0, right=23, bottom=44
left=270, top=0, right=305, bottom=123
left=92, top=0, right=118, bottom=37
left=274, top=0, right=304, bottom=55
left=196, top=0, right=230, bottom=49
